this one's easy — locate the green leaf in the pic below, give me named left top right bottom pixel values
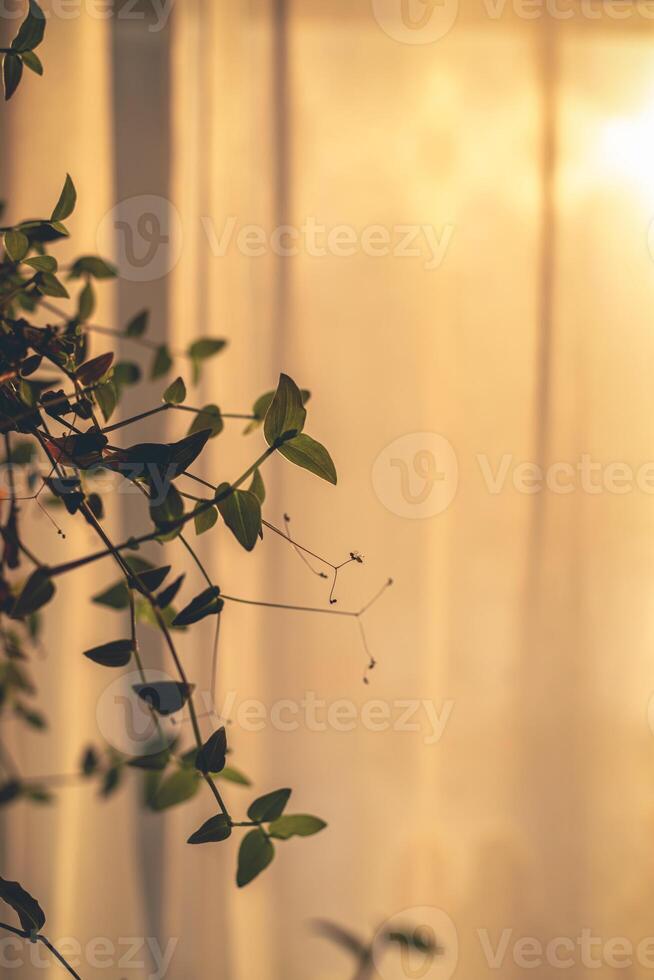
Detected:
left=78, top=280, right=95, bottom=321
left=92, top=580, right=129, bottom=610
left=237, top=829, right=274, bottom=887
left=11, top=570, right=55, bottom=619
left=172, top=586, right=223, bottom=627
left=243, top=388, right=311, bottom=434
left=83, top=639, right=133, bottom=668
left=37, top=271, right=68, bottom=298
left=4, top=230, right=29, bottom=262
left=215, top=485, right=261, bottom=552
left=247, top=788, right=291, bottom=823
left=194, top=503, right=218, bottom=536
left=187, top=404, right=223, bottom=439
left=11, top=1, right=46, bottom=52
left=268, top=814, right=327, bottom=840
left=24, top=254, right=56, bottom=272
left=163, top=376, right=186, bottom=405
left=0, top=876, right=45, bottom=936
left=133, top=681, right=194, bottom=716
left=126, top=310, right=148, bottom=337
left=219, top=766, right=251, bottom=787
left=151, top=344, right=172, bottom=380
left=68, top=255, right=117, bottom=279
left=279, top=433, right=337, bottom=485
left=263, top=374, right=307, bottom=447
left=113, top=361, right=141, bottom=391
left=187, top=813, right=232, bottom=845
left=3, top=53, right=23, bottom=100
left=94, top=381, right=117, bottom=422
left=20, top=50, right=42, bottom=75
left=195, top=727, right=227, bottom=774
left=75, top=352, right=114, bottom=386
left=13, top=703, right=47, bottom=730
left=149, top=768, right=200, bottom=812
left=149, top=485, right=184, bottom=531
left=188, top=337, right=227, bottom=361
left=100, top=765, right=123, bottom=798
left=51, top=174, right=76, bottom=222
left=248, top=468, right=266, bottom=504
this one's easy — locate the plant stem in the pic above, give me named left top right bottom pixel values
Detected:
left=0, top=923, right=83, bottom=980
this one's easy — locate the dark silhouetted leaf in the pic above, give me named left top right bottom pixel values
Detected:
left=3, top=53, right=23, bottom=100
left=113, top=361, right=141, bottom=391
left=0, top=782, right=22, bottom=806
left=263, top=374, right=306, bottom=447
left=77, top=280, right=95, bottom=321
left=51, top=174, right=76, bottom=222
left=268, top=814, right=327, bottom=839
left=81, top=746, right=99, bottom=776
left=247, top=788, right=291, bottom=823
left=172, top=586, right=223, bottom=627
left=156, top=574, right=185, bottom=609
left=187, top=813, right=232, bottom=845
left=126, top=309, right=148, bottom=337
left=11, top=1, right=46, bottom=52
left=92, top=580, right=128, bottom=610
left=11, top=570, right=54, bottom=618
left=127, top=747, right=171, bottom=771
left=0, top=875, right=45, bottom=935
left=75, top=352, right=114, bottom=386
left=215, top=485, right=261, bottom=551
left=279, top=433, right=337, bottom=485
left=195, top=726, right=227, bottom=774
left=83, top=638, right=133, bottom=668
left=236, top=829, right=274, bottom=887
left=100, top=765, right=122, bottom=798
left=133, top=681, right=194, bottom=716
left=133, top=565, right=171, bottom=593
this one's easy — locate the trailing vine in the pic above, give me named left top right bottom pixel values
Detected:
left=0, top=3, right=391, bottom=975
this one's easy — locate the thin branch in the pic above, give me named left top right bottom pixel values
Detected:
left=0, top=923, right=82, bottom=980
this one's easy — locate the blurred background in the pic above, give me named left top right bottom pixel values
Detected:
left=4, top=0, right=654, bottom=977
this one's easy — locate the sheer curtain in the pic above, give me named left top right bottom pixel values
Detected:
left=4, top=2, right=654, bottom=978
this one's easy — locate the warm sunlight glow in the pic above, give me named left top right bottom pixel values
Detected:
left=598, top=96, right=654, bottom=205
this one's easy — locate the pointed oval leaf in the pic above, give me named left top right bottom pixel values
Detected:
left=194, top=502, right=218, bottom=536
left=150, top=767, right=200, bottom=812
left=3, top=52, right=23, bottom=100
left=68, top=255, right=117, bottom=279
left=4, top=230, right=29, bottom=263
left=172, top=586, right=223, bottom=627
left=247, top=787, right=291, bottom=823
left=195, top=726, right=227, bottom=774
left=126, top=309, right=148, bottom=337
left=279, top=433, right=337, bottom=485
left=133, top=681, right=194, bottom=716
left=83, top=638, right=133, bottom=668
left=156, top=573, right=185, bottom=609
left=237, top=829, right=274, bottom=887
left=268, top=814, right=327, bottom=840
left=215, top=485, right=261, bottom=552
left=0, top=876, right=45, bottom=935
left=51, top=174, right=76, bottom=222
left=75, top=352, right=114, bottom=386
left=188, top=404, right=223, bottom=439
left=11, top=570, right=54, bottom=619
left=163, top=376, right=186, bottom=405
left=263, top=373, right=307, bottom=447
left=187, top=813, right=232, bottom=845
left=151, top=344, right=172, bottom=380
left=11, top=1, right=46, bottom=52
